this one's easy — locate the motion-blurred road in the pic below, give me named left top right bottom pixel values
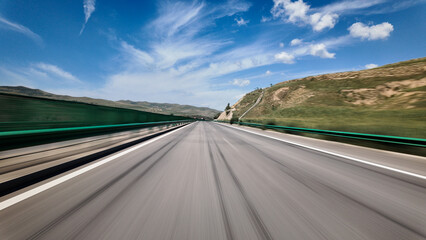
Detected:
left=0, top=122, right=425, bottom=239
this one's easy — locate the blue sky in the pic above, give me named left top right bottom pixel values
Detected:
left=0, top=0, right=425, bottom=110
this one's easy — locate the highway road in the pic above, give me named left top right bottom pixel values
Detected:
left=0, top=121, right=425, bottom=239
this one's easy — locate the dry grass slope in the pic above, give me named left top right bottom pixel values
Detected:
left=232, top=57, right=426, bottom=138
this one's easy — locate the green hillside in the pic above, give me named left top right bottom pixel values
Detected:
left=229, top=57, right=426, bottom=138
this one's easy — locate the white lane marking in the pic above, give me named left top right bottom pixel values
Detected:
left=223, top=138, right=238, bottom=151
left=0, top=123, right=193, bottom=211
left=216, top=123, right=426, bottom=180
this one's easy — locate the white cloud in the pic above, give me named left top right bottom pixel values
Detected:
left=317, top=0, right=386, bottom=13
left=120, top=41, right=154, bottom=68
left=309, top=12, right=338, bottom=32
left=231, top=79, right=250, bottom=87
left=0, top=16, right=42, bottom=44
left=261, top=16, right=271, bottom=22
left=35, top=63, right=80, bottom=82
left=271, top=0, right=309, bottom=23
left=348, top=22, right=394, bottom=40
left=98, top=0, right=256, bottom=110
left=271, top=0, right=387, bottom=32
left=367, top=0, right=426, bottom=14
left=190, top=52, right=274, bottom=81
left=290, top=38, right=302, bottom=46
left=83, top=0, right=96, bottom=23
left=235, top=17, right=249, bottom=26
left=216, top=0, right=252, bottom=18
left=271, top=0, right=337, bottom=31
left=80, top=0, right=96, bottom=35
left=286, top=36, right=349, bottom=60
left=275, top=51, right=295, bottom=63
left=0, top=62, right=85, bottom=91
left=102, top=69, right=246, bottom=109
left=279, top=42, right=284, bottom=47
left=151, top=1, right=205, bottom=38
left=309, top=43, right=335, bottom=58
left=153, top=41, right=216, bottom=69
left=266, top=70, right=272, bottom=75
left=145, top=1, right=233, bottom=70
left=320, top=34, right=353, bottom=47
left=365, top=63, right=378, bottom=69
left=0, top=67, right=33, bottom=86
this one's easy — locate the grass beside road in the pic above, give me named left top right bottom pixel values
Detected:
left=243, top=107, right=426, bottom=139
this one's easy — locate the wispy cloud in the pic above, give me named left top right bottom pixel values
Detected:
left=290, top=38, right=302, bottom=46
left=120, top=41, right=154, bottom=69
left=34, top=63, right=81, bottom=82
left=100, top=0, right=253, bottom=109
left=104, top=0, right=370, bottom=108
left=145, top=1, right=233, bottom=70
left=1, top=0, right=416, bottom=110
left=229, top=69, right=283, bottom=82
left=366, top=0, right=426, bottom=14
left=235, top=17, right=249, bottom=26
left=215, top=0, right=252, bottom=18
left=270, top=0, right=386, bottom=31
left=80, top=0, right=96, bottom=35
left=365, top=63, right=378, bottom=69
left=151, top=1, right=204, bottom=38
left=105, top=0, right=389, bottom=108
left=261, top=16, right=271, bottom=22
left=316, top=0, right=386, bottom=14
left=0, top=16, right=42, bottom=44
left=275, top=35, right=352, bottom=63
left=0, top=62, right=83, bottom=92
left=231, top=78, right=250, bottom=87
left=0, top=66, right=34, bottom=86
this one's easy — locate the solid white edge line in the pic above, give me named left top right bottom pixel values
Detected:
left=216, top=122, right=426, bottom=180
left=0, top=123, right=194, bottom=211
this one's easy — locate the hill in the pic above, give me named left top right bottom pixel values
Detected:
left=0, top=86, right=220, bottom=119
left=219, top=57, right=426, bottom=138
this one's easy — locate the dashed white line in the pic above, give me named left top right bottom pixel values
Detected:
left=0, top=123, right=193, bottom=211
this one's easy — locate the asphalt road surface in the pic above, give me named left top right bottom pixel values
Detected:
left=0, top=122, right=425, bottom=240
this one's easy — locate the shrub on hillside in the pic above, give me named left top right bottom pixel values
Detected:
left=266, top=120, right=276, bottom=126
left=230, top=116, right=239, bottom=125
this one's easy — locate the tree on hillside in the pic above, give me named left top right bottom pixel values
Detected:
left=230, top=116, right=239, bottom=125
left=225, top=103, right=231, bottom=111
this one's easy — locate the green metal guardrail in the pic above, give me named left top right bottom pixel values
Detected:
left=0, top=120, right=193, bottom=196
left=0, top=120, right=193, bottom=151
left=215, top=120, right=426, bottom=148
left=0, top=93, right=192, bottom=132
